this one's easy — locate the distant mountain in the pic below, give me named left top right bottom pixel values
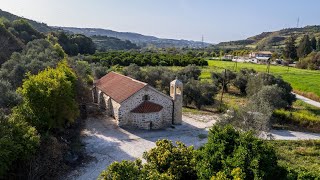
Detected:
left=58, top=27, right=211, bottom=48
left=216, top=26, right=320, bottom=50
left=0, top=9, right=53, bottom=32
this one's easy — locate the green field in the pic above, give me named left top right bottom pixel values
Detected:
left=201, top=60, right=320, bottom=99
left=271, top=140, right=320, bottom=178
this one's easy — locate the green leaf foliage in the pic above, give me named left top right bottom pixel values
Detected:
left=91, top=51, right=208, bottom=67
left=143, top=140, right=197, bottom=180
left=16, top=60, right=79, bottom=132
left=0, top=111, right=40, bottom=178
left=196, top=125, right=282, bottom=180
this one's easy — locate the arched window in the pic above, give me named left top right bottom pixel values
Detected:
left=176, top=87, right=182, bottom=95
left=143, top=95, right=150, bottom=101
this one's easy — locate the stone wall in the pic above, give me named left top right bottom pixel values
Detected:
left=97, top=89, right=121, bottom=123
left=130, top=111, right=163, bottom=130
left=119, top=86, right=173, bottom=128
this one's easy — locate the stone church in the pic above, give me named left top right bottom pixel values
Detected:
left=92, top=72, right=183, bottom=130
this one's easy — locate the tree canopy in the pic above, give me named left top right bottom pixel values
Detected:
left=16, top=61, right=79, bottom=132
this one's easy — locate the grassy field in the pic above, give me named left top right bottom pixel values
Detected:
left=271, top=140, right=320, bottom=179
left=201, top=60, right=320, bottom=101
left=273, top=100, right=320, bottom=132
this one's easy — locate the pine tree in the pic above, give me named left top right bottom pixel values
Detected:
left=317, top=38, right=320, bottom=51
left=297, top=35, right=312, bottom=58
left=283, top=36, right=297, bottom=60
left=310, top=36, right=317, bottom=50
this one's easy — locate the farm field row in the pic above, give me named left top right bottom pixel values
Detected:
left=201, top=60, right=320, bottom=101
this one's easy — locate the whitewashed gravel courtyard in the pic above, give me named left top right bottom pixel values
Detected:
left=65, top=112, right=320, bottom=180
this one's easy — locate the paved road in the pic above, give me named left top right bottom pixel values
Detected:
left=293, top=93, right=320, bottom=108
left=269, top=130, right=320, bottom=140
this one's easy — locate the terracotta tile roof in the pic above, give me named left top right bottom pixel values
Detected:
left=131, top=101, right=163, bottom=113
left=96, top=72, right=147, bottom=103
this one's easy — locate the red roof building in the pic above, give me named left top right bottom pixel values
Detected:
left=92, top=71, right=183, bottom=130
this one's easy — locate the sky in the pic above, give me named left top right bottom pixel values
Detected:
left=0, top=0, right=319, bottom=43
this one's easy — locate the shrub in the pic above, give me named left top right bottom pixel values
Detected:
left=246, top=73, right=296, bottom=106
left=99, top=160, right=143, bottom=180
left=99, top=140, right=196, bottom=180
left=0, top=111, right=40, bottom=178
left=233, top=68, right=256, bottom=95
left=143, top=139, right=197, bottom=180
left=16, top=60, right=79, bottom=132
left=196, top=125, right=283, bottom=180
left=184, top=79, right=218, bottom=109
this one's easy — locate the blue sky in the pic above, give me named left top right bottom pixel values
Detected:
left=0, top=0, right=319, bottom=43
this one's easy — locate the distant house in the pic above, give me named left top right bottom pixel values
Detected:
left=249, top=51, right=272, bottom=64
left=249, top=51, right=273, bottom=58
left=223, top=54, right=234, bottom=60
left=92, top=72, right=183, bottom=130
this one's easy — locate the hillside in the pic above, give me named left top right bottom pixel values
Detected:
left=216, top=26, right=320, bottom=50
left=59, top=27, right=211, bottom=48
left=91, top=35, right=139, bottom=51
left=0, top=9, right=52, bottom=32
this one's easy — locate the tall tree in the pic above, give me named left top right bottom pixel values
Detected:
left=283, top=36, right=297, bottom=60
left=16, top=61, right=79, bottom=132
left=297, top=35, right=312, bottom=58
left=310, top=36, right=317, bottom=51
left=317, top=38, right=320, bottom=51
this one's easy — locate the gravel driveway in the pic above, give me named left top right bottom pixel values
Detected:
left=65, top=112, right=320, bottom=180
left=65, top=114, right=218, bottom=180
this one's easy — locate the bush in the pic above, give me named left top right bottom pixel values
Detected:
left=273, top=109, right=320, bottom=131
left=0, top=80, right=21, bottom=110
left=99, top=160, right=143, bottom=180
left=99, top=140, right=196, bottom=180
left=143, top=139, right=197, bottom=180
left=196, top=125, right=283, bottom=180
left=16, top=60, right=79, bottom=132
left=184, top=79, right=218, bottom=109
left=246, top=73, right=296, bottom=107
left=233, top=68, right=256, bottom=95
left=0, top=111, right=40, bottom=178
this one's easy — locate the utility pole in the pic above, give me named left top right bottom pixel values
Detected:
left=201, top=35, right=204, bottom=50
left=266, top=58, right=271, bottom=74
left=297, top=17, right=300, bottom=28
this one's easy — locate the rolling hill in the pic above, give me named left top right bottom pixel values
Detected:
left=0, top=9, right=211, bottom=49
left=216, top=26, right=320, bottom=50
left=0, top=9, right=53, bottom=32
left=59, top=27, right=211, bottom=48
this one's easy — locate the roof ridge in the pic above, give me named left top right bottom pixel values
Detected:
left=109, top=71, right=148, bottom=86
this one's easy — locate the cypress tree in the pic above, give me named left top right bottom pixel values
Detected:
left=283, top=36, right=297, bottom=60
left=297, top=35, right=312, bottom=58
left=310, top=36, right=317, bottom=50
left=317, top=38, right=320, bottom=51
